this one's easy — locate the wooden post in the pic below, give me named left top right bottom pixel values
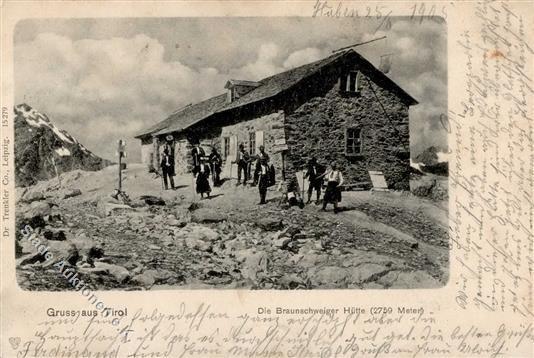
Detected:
left=117, top=139, right=126, bottom=191
left=118, top=152, right=122, bottom=191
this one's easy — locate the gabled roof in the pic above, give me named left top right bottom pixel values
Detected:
left=134, top=103, right=192, bottom=139
left=135, top=94, right=227, bottom=138
left=136, top=49, right=417, bottom=138
left=219, top=50, right=349, bottom=112
left=153, top=94, right=228, bottom=136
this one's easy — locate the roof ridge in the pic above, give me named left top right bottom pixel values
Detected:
left=258, top=49, right=351, bottom=83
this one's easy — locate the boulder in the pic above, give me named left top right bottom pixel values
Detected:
left=167, top=217, right=188, bottom=228
left=96, top=196, right=133, bottom=216
left=21, top=191, right=45, bottom=203
left=184, top=237, right=212, bottom=251
left=143, top=269, right=174, bottom=283
left=241, top=251, right=270, bottom=280
left=284, top=226, right=301, bottom=238
left=104, top=203, right=133, bottom=216
left=277, top=274, right=307, bottom=289
left=22, top=201, right=52, bottom=220
left=272, top=236, right=293, bottom=249
left=175, top=224, right=220, bottom=242
left=69, top=232, right=104, bottom=262
left=44, top=240, right=79, bottom=266
left=296, top=252, right=329, bottom=268
left=43, top=229, right=66, bottom=241
left=223, top=239, right=248, bottom=255
left=190, top=208, right=227, bottom=223
left=132, top=272, right=156, bottom=287
left=378, top=270, right=441, bottom=289
left=93, top=262, right=130, bottom=283
left=347, top=264, right=390, bottom=284
left=255, top=218, right=283, bottom=231
left=19, top=232, right=43, bottom=255
left=16, top=253, right=43, bottom=267
left=139, top=195, right=166, bottom=206
left=309, top=266, right=349, bottom=287
left=18, top=215, right=46, bottom=230
left=62, top=189, right=82, bottom=199
left=19, top=234, right=78, bottom=266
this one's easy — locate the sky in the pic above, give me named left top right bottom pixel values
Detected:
left=14, top=17, right=447, bottom=162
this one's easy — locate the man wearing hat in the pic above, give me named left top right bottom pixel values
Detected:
left=255, top=157, right=270, bottom=204
left=160, top=147, right=175, bottom=190
left=235, top=143, right=250, bottom=186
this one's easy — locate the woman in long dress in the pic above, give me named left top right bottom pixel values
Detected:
left=321, top=162, right=344, bottom=213
left=209, top=148, right=222, bottom=187
left=195, top=159, right=211, bottom=198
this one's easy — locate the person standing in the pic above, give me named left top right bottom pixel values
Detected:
left=253, top=145, right=270, bottom=186
left=255, top=157, right=270, bottom=204
left=195, top=159, right=211, bottom=198
left=235, top=143, right=250, bottom=186
left=209, top=147, right=222, bottom=187
left=304, top=157, right=325, bottom=204
left=191, top=143, right=205, bottom=174
left=160, top=147, right=175, bottom=190
left=257, top=145, right=270, bottom=163
left=321, top=162, right=344, bottom=213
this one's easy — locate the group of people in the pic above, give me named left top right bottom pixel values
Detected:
left=191, top=144, right=224, bottom=199
left=235, top=143, right=274, bottom=204
left=159, top=143, right=223, bottom=198
left=161, top=142, right=344, bottom=211
left=304, top=157, right=344, bottom=213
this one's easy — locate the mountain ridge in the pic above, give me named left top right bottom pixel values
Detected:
left=14, top=103, right=111, bottom=187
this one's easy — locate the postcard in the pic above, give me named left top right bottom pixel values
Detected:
left=1, top=1, right=532, bottom=357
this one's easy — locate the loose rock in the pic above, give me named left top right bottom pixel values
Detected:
left=191, top=208, right=228, bottom=223
left=62, top=189, right=82, bottom=199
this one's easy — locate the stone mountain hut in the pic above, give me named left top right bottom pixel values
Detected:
left=135, top=49, right=418, bottom=190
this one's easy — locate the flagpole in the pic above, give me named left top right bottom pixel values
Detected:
left=332, top=36, right=387, bottom=53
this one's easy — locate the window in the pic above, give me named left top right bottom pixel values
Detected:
left=340, top=71, right=362, bottom=93
left=223, top=137, right=230, bottom=158
left=227, top=88, right=238, bottom=103
left=249, top=132, right=256, bottom=155
left=345, top=127, right=363, bottom=155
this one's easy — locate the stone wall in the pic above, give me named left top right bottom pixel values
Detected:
left=174, top=139, right=192, bottom=175
left=220, top=110, right=286, bottom=181
left=140, top=137, right=155, bottom=172
left=284, top=68, right=411, bottom=190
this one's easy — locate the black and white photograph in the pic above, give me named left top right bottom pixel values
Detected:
left=14, top=17, right=448, bottom=290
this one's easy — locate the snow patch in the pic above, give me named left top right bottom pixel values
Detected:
left=55, top=147, right=71, bottom=156
left=24, top=114, right=49, bottom=128
left=50, top=125, right=74, bottom=144
left=410, top=159, right=424, bottom=172
left=16, top=104, right=75, bottom=144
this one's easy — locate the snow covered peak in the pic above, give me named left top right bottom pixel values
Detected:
left=15, top=103, right=77, bottom=144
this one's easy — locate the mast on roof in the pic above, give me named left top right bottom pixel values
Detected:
left=332, top=36, right=387, bottom=53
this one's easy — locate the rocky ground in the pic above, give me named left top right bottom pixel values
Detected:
left=15, top=164, right=449, bottom=290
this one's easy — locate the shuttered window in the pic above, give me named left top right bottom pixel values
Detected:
left=249, top=132, right=256, bottom=155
